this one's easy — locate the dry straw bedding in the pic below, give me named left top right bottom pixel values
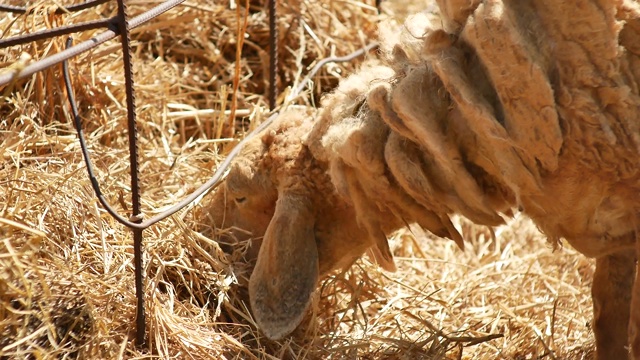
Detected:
left=0, top=0, right=594, bottom=359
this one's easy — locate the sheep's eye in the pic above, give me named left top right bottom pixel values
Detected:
left=234, top=197, right=247, bottom=204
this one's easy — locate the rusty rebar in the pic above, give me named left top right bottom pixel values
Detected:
left=0, top=0, right=110, bottom=14
left=0, top=18, right=116, bottom=49
left=268, top=0, right=277, bottom=110
left=0, top=0, right=187, bottom=88
left=114, top=0, right=146, bottom=347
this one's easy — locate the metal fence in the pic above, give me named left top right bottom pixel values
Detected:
left=0, top=0, right=376, bottom=347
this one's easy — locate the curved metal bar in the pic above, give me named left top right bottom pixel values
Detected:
left=62, top=41, right=378, bottom=230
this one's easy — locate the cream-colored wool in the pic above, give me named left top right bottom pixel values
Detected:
left=210, top=1, right=640, bottom=359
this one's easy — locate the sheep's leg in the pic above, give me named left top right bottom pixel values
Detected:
left=630, top=234, right=640, bottom=359
left=592, top=251, right=635, bottom=360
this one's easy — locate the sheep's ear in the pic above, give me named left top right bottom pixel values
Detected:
left=249, top=193, right=319, bottom=340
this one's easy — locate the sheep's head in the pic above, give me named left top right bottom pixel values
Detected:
left=208, top=109, right=391, bottom=340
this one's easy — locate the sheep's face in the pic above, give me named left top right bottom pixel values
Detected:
left=211, top=152, right=373, bottom=273
left=210, top=140, right=278, bottom=261
left=208, top=111, right=384, bottom=340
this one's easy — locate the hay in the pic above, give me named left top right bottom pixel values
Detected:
left=1, top=0, right=594, bottom=359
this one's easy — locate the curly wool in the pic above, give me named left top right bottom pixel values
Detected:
left=306, top=1, right=640, bottom=253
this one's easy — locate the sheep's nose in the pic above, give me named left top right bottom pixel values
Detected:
left=217, top=233, right=235, bottom=255
left=215, top=229, right=263, bottom=261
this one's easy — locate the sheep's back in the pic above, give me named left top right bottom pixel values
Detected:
left=308, top=0, right=640, bottom=253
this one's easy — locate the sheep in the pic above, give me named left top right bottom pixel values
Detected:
left=208, top=1, right=640, bottom=358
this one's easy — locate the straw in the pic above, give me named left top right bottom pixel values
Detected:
left=0, top=1, right=594, bottom=358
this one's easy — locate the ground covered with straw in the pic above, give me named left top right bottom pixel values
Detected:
left=1, top=1, right=595, bottom=359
